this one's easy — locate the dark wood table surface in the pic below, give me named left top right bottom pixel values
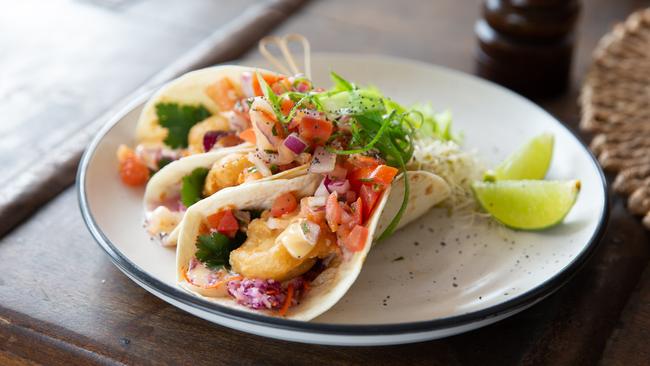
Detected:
left=1, top=0, right=650, bottom=365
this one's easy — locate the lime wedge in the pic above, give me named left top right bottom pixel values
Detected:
left=485, top=133, right=554, bottom=181
left=472, top=180, right=580, bottom=230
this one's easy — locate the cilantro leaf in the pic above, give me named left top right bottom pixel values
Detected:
left=195, top=232, right=232, bottom=269
left=157, top=157, right=173, bottom=170
left=156, top=102, right=211, bottom=148
left=180, top=167, right=209, bottom=207
left=195, top=230, right=246, bottom=269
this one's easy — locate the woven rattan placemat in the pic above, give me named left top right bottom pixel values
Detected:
left=580, top=8, right=650, bottom=229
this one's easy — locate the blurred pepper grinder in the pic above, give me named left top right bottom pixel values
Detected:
left=475, top=0, right=581, bottom=97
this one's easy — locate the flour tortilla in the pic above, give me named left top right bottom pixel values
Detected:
left=144, top=146, right=308, bottom=246
left=135, top=65, right=280, bottom=144
left=175, top=174, right=391, bottom=320
left=375, top=171, right=451, bottom=238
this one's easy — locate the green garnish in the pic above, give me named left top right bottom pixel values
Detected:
left=300, top=221, right=310, bottom=235
left=156, top=102, right=211, bottom=148
left=157, top=157, right=173, bottom=170
left=256, top=71, right=285, bottom=124
left=317, top=89, right=385, bottom=116
left=195, top=232, right=231, bottom=269
left=409, top=104, right=458, bottom=142
left=195, top=227, right=248, bottom=269
left=249, top=209, right=263, bottom=220
left=330, top=71, right=355, bottom=92
left=317, top=72, right=419, bottom=240
left=180, top=167, right=209, bottom=207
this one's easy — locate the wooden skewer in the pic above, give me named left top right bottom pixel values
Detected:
left=259, top=33, right=311, bottom=79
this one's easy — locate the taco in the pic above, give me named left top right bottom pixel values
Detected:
left=175, top=173, right=391, bottom=320
left=175, top=164, right=449, bottom=319
left=144, top=145, right=308, bottom=246
left=117, top=65, right=309, bottom=187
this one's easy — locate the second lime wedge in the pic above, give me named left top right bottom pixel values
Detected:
left=485, top=133, right=554, bottom=181
left=472, top=180, right=580, bottom=230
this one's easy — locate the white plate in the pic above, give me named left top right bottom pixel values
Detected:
left=78, top=54, right=607, bottom=346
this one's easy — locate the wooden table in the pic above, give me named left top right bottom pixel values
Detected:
left=1, top=0, right=650, bottom=364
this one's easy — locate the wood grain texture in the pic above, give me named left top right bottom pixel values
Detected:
left=1, top=0, right=650, bottom=365
left=0, top=0, right=308, bottom=238
left=600, top=264, right=650, bottom=366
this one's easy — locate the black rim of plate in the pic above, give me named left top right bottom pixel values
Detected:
left=77, top=54, right=609, bottom=338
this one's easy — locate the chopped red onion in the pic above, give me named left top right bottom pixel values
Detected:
left=309, top=146, right=336, bottom=174
left=203, top=130, right=231, bottom=152
left=277, top=143, right=296, bottom=165
left=255, top=120, right=278, bottom=148
left=307, top=196, right=327, bottom=208
left=326, top=179, right=350, bottom=195
left=283, top=133, right=307, bottom=154
left=314, top=179, right=329, bottom=197
left=241, top=72, right=255, bottom=98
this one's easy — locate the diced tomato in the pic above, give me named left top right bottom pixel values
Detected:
left=345, top=190, right=357, bottom=204
left=206, top=77, right=240, bottom=111
left=325, top=192, right=342, bottom=232
left=329, top=164, right=348, bottom=181
left=339, top=204, right=354, bottom=226
left=347, top=166, right=375, bottom=192
left=345, top=155, right=381, bottom=169
left=335, top=223, right=351, bottom=248
left=348, top=164, right=398, bottom=191
left=298, top=116, right=333, bottom=145
left=369, top=165, right=399, bottom=185
left=119, top=152, right=149, bottom=187
left=280, top=97, right=295, bottom=116
left=345, top=225, right=368, bottom=252
left=252, top=73, right=282, bottom=96
left=359, top=184, right=382, bottom=220
left=300, top=202, right=326, bottom=224
left=272, top=78, right=292, bottom=95
left=207, top=210, right=226, bottom=228
left=351, top=197, right=363, bottom=226
left=238, top=128, right=256, bottom=144
left=206, top=209, right=239, bottom=237
left=271, top=192, right=298, bottom=217
left=217, top=210, right=239, bottom=238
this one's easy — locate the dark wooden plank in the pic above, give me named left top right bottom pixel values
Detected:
left=0, top=0, right=308, bottom=238
left=0, top=190, right=458, bottom=366
left=600, top=265, right=650, bottom=366
left=1, top=0, right=650, bottom=365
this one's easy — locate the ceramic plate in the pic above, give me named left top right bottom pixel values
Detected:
left=78, top=54, right=607, bottom=346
